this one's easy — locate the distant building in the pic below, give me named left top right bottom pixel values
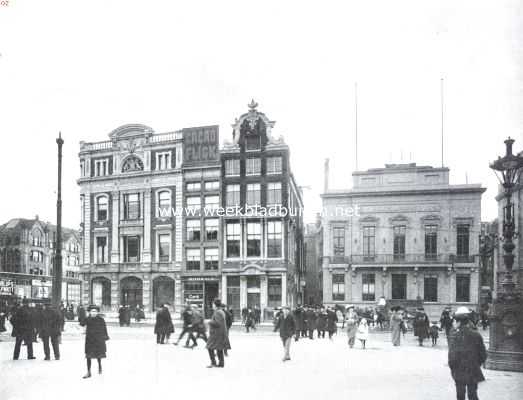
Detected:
left=220, top=101, right=304, bottom=320
left=0, top=217, right=81, bottom=304
left=321, top=163, right=485, bottom=319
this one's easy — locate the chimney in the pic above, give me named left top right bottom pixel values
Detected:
left=324, top=158, right=329, bottom=193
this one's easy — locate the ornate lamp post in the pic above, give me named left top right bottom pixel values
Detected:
left=486, top=137, right=523, bottom=372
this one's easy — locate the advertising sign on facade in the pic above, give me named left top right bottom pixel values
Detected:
left=0, top=279, right=14, bottom=295
left=183, top=126, right=219, bottom=166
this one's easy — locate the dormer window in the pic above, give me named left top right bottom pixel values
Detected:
left=95, top=159, right=109, bottom=177
left=156, top=151, right=171, bottom=170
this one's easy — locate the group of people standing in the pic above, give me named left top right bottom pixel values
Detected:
left=291, top=305, right=339, bottom=340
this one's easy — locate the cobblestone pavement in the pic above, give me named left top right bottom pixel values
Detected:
left=0, top=324, right=521, bottom=400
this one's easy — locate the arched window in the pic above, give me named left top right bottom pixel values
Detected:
left=97, top=196, right=108, bottom=221
left=157, top=191, right=171, bottom=217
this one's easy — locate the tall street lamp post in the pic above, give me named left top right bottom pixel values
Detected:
left=52, top=133, right=64, bottom=308
left=487, top=137, right=523, bottom=372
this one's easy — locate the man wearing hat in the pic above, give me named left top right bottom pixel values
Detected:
left=206, top=299, right=228, bottom=368
left=448, top=306, right=487, bottom=400
left=274, top=306, right=296, bottom=361
left=10, top=298, right=36, bottom=360
left=38, top=301, right=61, bottom=360
left=440, top=306, right=453, bottom=341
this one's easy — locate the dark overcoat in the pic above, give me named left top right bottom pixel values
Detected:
left=448, top=325, right=487, bottom=384
left=206, top=309, right=230, bottom=351
left=326, top=310, right=338, bottom=333
left=10, top=305, right=34, bottom=340
left=77, top=306, right=87, bottom=325
left=154, top=308, right=174, bottom=335
left=413, top=312, right=430, bottom=339
left=317, top=311, right=328, bottom=331
left=293, top=308, right=305, bottom=331
left=275, top=314, right=296, bottom=339
left=82, top=316, right=109, bottom=359
left=38, top=308, right=61, bottom=338
left=305, top=310, right=317, bottom=330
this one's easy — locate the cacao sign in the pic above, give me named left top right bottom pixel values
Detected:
left=183, top=126, right=219, bottom=165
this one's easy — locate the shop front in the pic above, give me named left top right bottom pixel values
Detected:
left=182, top=276, right=219, bottom=319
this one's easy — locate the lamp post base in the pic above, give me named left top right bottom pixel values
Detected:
left=486, top=300, right=523, bottom=372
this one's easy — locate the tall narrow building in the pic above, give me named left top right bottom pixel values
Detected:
left=220, top=101, right=304, bottom=320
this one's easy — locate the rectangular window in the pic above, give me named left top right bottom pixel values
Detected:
left=425, top=225, right=438, bottom=260
left=186, top=196, right=201, bottom=210
left=457, top=225, right=470, bottom=261
left=456, top=274, right=470, bottom=302
left=247, top=276, right=260, bottom=288
left=246, top=183, right=261, bottom=206
left=186, top=219, right=201, bottom=241
left=266, top=156, right=282, bottom=175
left=393, top=226, right=406, bottom=261
left=226, top=184, right=240, bottom=207
left=95, top=159, right=109, bottom=177
left=226, top=222, right=241, bottom=258
left=204, top=248, right=219, bottom=270
left=333, top=227, right=345, bottom=256
left=332, top=274, right=345, bottom=301
left=124, top=236, right=140, bottom=262
left=391, top=274, right=407, bottom=300
left=225, top=159, right=240, bottom=176
left=267, top=182, right=282, bottom=205
left=247, top=222, right=261, bottom=257
left=124, top=193, right=140, bottom=220
left=267, top=220, right=282, bottom=258
left=424, top=275, right=438, bottom=302
left=362, top=273, right=375, bottom=301
left=268, top=278, right=282, bottom=308
left=205, top=218, right=219, bottom=241
left=96, top=237, right=108, bottom=264
left=186, top=182, right=201, bottom=192
left=204, top=195, right=219, bottom=210
left=186, top=248, right=201, bottom=270
left=204, top=181, right=219, bottom=191
left=362, top=226, right=375, bottom=260
left=246, top=158, right=261, bottom=176
left=158, top=234, right=170, bottom=262
left=156, top=152, right=171, bottom=170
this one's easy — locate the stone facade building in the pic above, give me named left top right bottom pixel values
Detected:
left=220, top=101, right=304, bottom=320
left=321, top=163, right=485, bottom=319
left=0, top=217, right=81, bottom=304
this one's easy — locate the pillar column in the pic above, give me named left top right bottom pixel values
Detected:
left=240, top=276, right=247, bottom=310
left=260, top=275, right=268, bottom=312
left=143, top=189, right=152, bottom=263
left=281, top=273, right=287, bottom=306
left=111, top=274, right=119, bottom=312
left=111, top=191, right=119, bottom=263
left=221, top=274, right=227, bottom=304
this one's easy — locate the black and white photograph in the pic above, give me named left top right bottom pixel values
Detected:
left=0, top=1, right=522, bottom=399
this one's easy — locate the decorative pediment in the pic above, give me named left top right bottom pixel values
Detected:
left=121, top=155, right=144, bottom=173
left=388, top=214, right=410, bottom=226
left=242, top=263, right=264, bottom=274
left=420, top=214, right=442, bottom=226
left=231, top=100, right=276, bottom=144
left=108, top=124, right=154, bottom=140
left=359, top=215, right=379, bottom=225
left=452, top=217, right=474, bottom=228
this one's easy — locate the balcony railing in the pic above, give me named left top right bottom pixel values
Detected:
left=327, top=253, right=468, bottom=265
left=149, top=131, right=182, bottom=143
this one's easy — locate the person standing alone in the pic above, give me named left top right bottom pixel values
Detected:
left=274, top=306, right=296, bottom=362
left=81, top=305, right=109, bottom=379
left=448, top=307, right=487, bottom=400
left=39, top=302, right=61, bottom=360
left=206, top=299, right=228, bottom=368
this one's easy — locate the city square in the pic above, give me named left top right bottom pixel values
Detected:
left=1, top=322, right=522, bottom=400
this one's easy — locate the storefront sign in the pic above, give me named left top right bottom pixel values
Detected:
left=0, top=279, right=14, bottom=295
left=184, top=276, right=219, bottom=282
left=183, top=126, right=219, bottom=165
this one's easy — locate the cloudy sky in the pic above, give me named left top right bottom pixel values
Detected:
left=0, top=0, right=521, bottom=228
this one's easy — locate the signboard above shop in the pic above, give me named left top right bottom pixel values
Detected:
left=183, top=126, right=219, bottom=166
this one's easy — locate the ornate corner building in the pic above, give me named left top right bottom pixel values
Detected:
left=321, top=163, right=485, bottom=319
left=78, top=103, right=304, bottom=319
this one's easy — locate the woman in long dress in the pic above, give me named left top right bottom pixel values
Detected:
left=390, top=306, right=402, bottom=346
left=81, top=305, right=109, bottom=378
left=345, top=306, right=358, bottom=348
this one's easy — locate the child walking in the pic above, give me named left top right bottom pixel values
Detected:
left=81, top=305, right=109, bottom=379
left=356, top=318, right=369, bottom=349
left=429, top=321, right=439, bottom=346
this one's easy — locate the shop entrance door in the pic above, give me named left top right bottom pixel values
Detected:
left=247, top=293, right=260, bottom=310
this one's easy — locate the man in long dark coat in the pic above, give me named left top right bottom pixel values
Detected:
left=39, top=302, right=61, bottom=360
left=77, top=304, right=87, bottom=326
left=154, top=304, right=173, bottom=344
left=81, top=305, right=109, bottom=378
left=326, top=307, right=338, bottom=339
left=206, top=299, right=229, bottom=368
left=174, top=305, right=196, bottom=347
left=316, top=307, right=328, bottom=338
left=274, top=306, right=296, bottom=361
left=448, top=307, right=487, bottom=400
left=440, top=307, right=453, bottom=340
left=413, top=307, right=430, bottom=346
left=10, top=299, right=35, bottom=360
left=293, top=306, right=305, bottom=341
left=305, top=307, right=317, bottom=339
